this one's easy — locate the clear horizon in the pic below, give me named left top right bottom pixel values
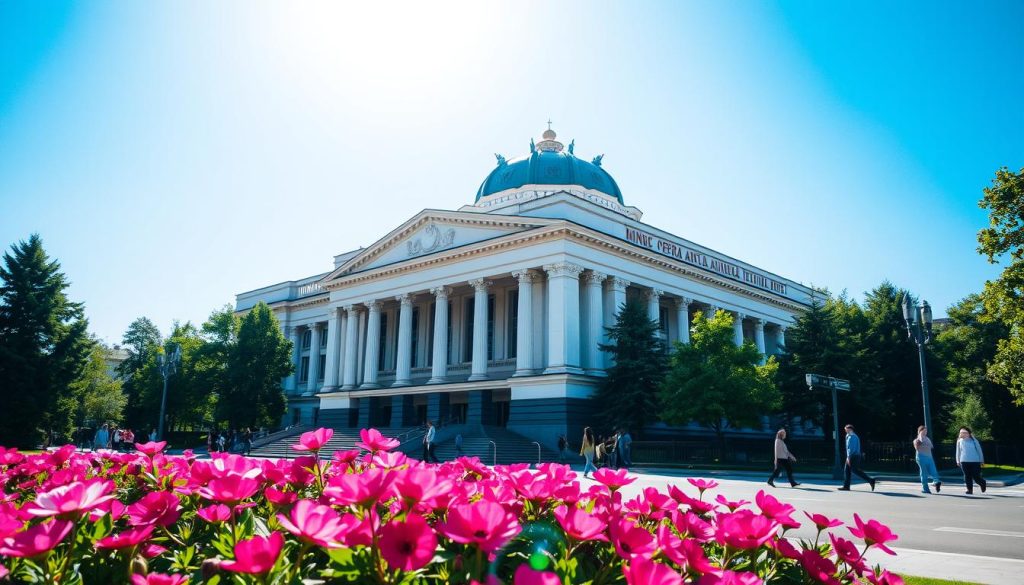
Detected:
left=2, top=1, right=1022, bottom=344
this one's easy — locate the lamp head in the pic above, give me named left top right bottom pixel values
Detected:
left=920, top=300, right=933, bottom=328
left=901, top=294, right=915, bottom=324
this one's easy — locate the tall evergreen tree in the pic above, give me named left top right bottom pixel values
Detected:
left=659, top=310, right=780, bottom=446
left=119, top=317, right=162, bottom=428
left=0, top=234, right=92, bottom=446
left=594, top=299, right=667, bottom=436
left=220, top=302, right=291, bottom=428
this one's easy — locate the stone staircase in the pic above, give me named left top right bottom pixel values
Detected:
left=399, top=425, right=561, bottom=466
left=248, top=427, right=415, bottom=459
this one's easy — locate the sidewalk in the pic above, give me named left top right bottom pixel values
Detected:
left=627, top=464, right=1024, bottom=487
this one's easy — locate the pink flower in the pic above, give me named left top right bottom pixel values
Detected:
left=800, top=549, right=840, bottom=585
left=848, top=514, right=898, bottom=555
left=28, top=479, right=115, bottom=518
left=866, top=570, right=905, bottom=585
left=128, top=491, right=181, bottom=527
left=221, top=532, right=284, bottom=575
left=657, top=525, right=717, bottom=574
left=196, top=504, right=232, bottom=523
left=610, top=518, right=657, bottom=560
left=593, top=468, right=635, bottom=490
left=687, top=478, right=719, bottom=493
left=770, top=536, right=802, bottom=561
left=754, top=490, right=799, bottom=529
left=0, top=447, right=25, bottom=466
left=379, top=513, right=437, bottom=571
left=669, top=510, right=714, bottom=542
left=0, top=519, right=73, bottom=557
left=714, top=510, right=778, bottom=550
left=623, top=557, right=684, bottom=585
left=514, top=564, right=562, bottom=585
left=554, top=505, right=608, bottom=542
left=134, top=441, right=167, bottom=456
left=96, top=525, right=156, bottom=550
left=131, top=574, right=189, bottom=585
left=357, top=428, right=400, bottom=452
left=292, top=427, right=333, bottom=452
left=439, top=501, right=521, bottom=553
left=804, top=512, right=843, bottom=530
left=829, top=533, right=867, bottom=574
left=699, top=570, right=763, bottom=585
left=669, top=485, right=716, bottom=516
left=197, top=475, right=261, bottom=504
left=324, top=467, right=394, bottom=508
left=276, top=499, right=348, bottom=548
left=715, top=494, right=749, bottom=512
left=142, top=542, right=169, bottom=558
left=264, top=486, right=297, bottom=506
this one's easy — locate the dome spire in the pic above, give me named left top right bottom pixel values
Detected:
left=537, top=120, right=563, bottom=152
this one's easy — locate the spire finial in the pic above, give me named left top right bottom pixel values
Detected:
left=547, top=118, right=553, bottom=131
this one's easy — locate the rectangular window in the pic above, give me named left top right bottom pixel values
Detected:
left=411, top=307, right=419, bottom=367
left=318, top=355, right=326, bottom=381
left=320, top=328, right=328, bottom=348
left=487, top=294, right=495, bottom=361
left=299, top=356, right=310, bottom=382
left=507, top=289, right=518, bottom=359
left=302, top=330, right=312, bottom=351
left=378, top=313, right=389, bottom=371
left=659, top=306, right=670, bottom=343
left=427, top=302, right=435, bottom=367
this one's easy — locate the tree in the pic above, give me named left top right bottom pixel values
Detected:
left=76, top=343, right=127, bottom=427
left=220, top=302, right=291, bottom=428
left=119, top=317, right=163, bottom=428
left=193, top=306, right=239, bottom=414
left=0, top=234, right=92, bottom=446
left=933, top=294, right=1024, bottom=443
left=947, top=393, right=993, bottom=441
left=659, top=310, right=780, bottom=446
left=594, top=299, right=667, bottom=435
left=977, top=167, right=1024, bottom=404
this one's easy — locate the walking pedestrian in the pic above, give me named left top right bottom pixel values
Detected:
left=93, top=424, right=109, bottom=451
left=838, top=424, right=876, bottom=492
left=557, top=434, right=568, bottom=463
left=580, top=427, right=598, bottom=478
left=914, top=425, right=941, bottom=494
left=243, top=428, right=253, bottom=455
left=607, top=432, right=620, bottom=470
left=767, top=429, right=800, bottom=487
left=455, top=433, right=464, bottom=457
left=424, top=420, right=441, bottom=463
left=618, top=428, right=633, bottom=469
left=955, top=426, right=987, bottom=495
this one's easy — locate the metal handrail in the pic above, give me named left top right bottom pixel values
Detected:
left=532, top=441, right=542, bottom=466
left=488, top=440, right=497, bottom=467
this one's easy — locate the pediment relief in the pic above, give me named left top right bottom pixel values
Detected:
left=324, top=212, right=552, bottom=282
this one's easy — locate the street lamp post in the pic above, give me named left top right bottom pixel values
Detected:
left=901, top=295, right=934, bottom=434
left=157, top=344, right=182, bottom=442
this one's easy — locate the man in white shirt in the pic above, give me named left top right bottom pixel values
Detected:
left=424, top=420, right=441, bottom=463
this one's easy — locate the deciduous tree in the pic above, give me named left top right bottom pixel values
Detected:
left=220, top=302, right=291, bottom=428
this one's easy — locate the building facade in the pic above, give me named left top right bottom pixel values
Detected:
left=235, top=127, right=814, bottom=447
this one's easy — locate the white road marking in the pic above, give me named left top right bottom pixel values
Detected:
left=888, top=546, right=1024, bottom=563
left=934, top=527, right=1024, bottom=538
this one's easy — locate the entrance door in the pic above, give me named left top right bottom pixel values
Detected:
left=415, top=405, right=427, bottom=426
left=495, top=401, right=510, bottom=427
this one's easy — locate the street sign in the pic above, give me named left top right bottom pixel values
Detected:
left=805, top=373, right=851, bottom=392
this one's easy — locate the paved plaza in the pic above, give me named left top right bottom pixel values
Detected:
left=597, top=471, right=1024, bottom=584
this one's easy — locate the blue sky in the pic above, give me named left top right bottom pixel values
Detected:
left=2, top=1, right=1022, bottom=344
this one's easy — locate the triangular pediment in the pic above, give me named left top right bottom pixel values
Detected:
left=323, top=210, right=555, bottom=282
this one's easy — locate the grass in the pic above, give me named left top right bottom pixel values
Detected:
left=901, top=576, right=983, bottom=585
left=984, top=463, right=1024, bottom=474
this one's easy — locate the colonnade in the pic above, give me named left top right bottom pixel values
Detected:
left=284, top=262, right=790, bottom=394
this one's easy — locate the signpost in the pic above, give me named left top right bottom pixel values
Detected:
left=805, top=374, right=851, bottom=479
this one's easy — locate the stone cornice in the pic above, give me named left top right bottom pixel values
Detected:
left=323, top=222, right=808, bottom=313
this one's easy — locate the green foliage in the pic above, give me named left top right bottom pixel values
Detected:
left=119, top=316, right=163, bottom=427
left=593, top=299, right=667, bottom=435
left=659, top=309, right=780, bottom=441
left=75, top=343, right=127, bottom=426
left=219, top=302, right=292, bottom=428
left=947, top=393, right=993, bottom=441
left=0, top=234, right=93, bottom=446
left=977, top=167, right=1024, bottom=404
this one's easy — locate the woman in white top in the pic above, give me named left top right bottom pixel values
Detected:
left=767, top=429, right=800, bottom=488
left=955, top=426, right=987, bottom=495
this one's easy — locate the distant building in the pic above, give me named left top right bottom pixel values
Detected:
left=235, top=126, right=814, bottom=447
left=103, top=345, right=130, bottom=380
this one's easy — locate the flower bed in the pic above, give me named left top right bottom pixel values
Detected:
left=0, top=428, right=902, bottom=584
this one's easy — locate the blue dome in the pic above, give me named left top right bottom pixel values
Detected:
left=476, top=129, right=623, bottom=204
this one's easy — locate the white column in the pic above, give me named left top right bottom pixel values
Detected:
left=706, top=304, right=719, bottom=320
left=754, top=318, right=766, bottom=363
left=543, top=262, right=584, bottom=375
left=776, top=325, right=787, bottom=351
left=285, top=326, right=300, bottom=393
left=584, top=271, right=607, bottom=375
left=733, top=312, right=745, bottom=346
left=336, top=311, right=348, bottom=385
left=322, top=308, right=343, bottom=390
left=675, top=297, right=692, bottom=345
left=356, top=309, right=367, bottom=386
left=361, top=301, right=382, bottom=389
left=393, top=294, right=414, bottom=387
left=428, top=286, right=451, bottom=384
left=604, top=277, right=629, bottom=368
left=305, top=322, right=321, bottom=395
left=468, top=278, right=492, bottom=381
left=512, top=270, right=535, bottom=376
left=341, top=306, right=359, bottom=390
left=645, top=288, right=662, bottom=323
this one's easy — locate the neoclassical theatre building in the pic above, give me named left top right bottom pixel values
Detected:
left=235, top=127, right=813, bottom=445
